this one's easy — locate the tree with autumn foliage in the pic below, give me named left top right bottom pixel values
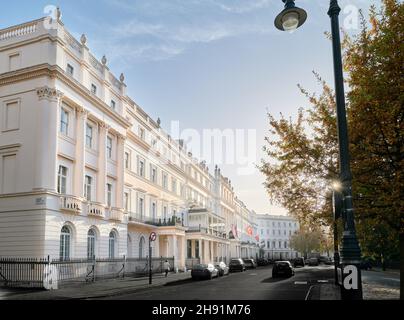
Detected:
left=260, top=0, right=402, bottom=266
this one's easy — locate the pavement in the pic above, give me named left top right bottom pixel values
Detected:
left=0, top=272, right=192, bottom=300
left=362, top=269, right=400, bottom=300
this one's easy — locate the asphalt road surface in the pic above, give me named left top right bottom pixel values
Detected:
left=99, top=265, right=335, bottom=300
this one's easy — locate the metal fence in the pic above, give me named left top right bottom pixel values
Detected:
left=0, top=256, right=174, bottom=289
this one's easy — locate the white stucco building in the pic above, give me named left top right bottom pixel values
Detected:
left=0, top=14, right=261, bottom=268
left=255, top=214, right=301, bottom=260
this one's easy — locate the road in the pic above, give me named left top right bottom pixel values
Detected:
left=99, top=265, right=335, bottom=300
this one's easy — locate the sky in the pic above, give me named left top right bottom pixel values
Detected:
left=0, top=0, right=381, bottom=215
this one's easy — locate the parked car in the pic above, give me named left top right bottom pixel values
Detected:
left=214, top=261, right=229, bottom=276
left=229, top=258, right=246, bottom=272
left=243, top=259, right=257, bottom=269
left=324, top=257, right=333, bottom=265
left=293, top=257, right=305, bottom=268
left=191, top=264, right=219, bottom=280
left=307, top=258, right=319, bottom=266
left=272, top=261, right=295, bottom=278
left=257, top=258, right=269, bottom=266
left=319, top=256, right=331, bottom=264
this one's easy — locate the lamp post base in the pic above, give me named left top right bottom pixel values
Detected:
left=340, top=231, right=363, bottom=300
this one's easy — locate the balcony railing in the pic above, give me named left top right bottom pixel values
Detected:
left=60, top=196, right=82, bottom=214
left=87, top=202, right=105, bottom=218
left=127, top=212, right=184, bottom=227
left=186, top=226, right=227, bottom=239
left=107, top=208, right=124, bottom=222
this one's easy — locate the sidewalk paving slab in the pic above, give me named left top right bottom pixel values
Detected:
left=3, top=272, right=192, bottom=300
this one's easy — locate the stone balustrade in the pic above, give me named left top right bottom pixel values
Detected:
left=0, top=21, right=38, bottom=41
left=60, top=195, right=82, bottom=214
left=87, top=202, right=105, bottom=218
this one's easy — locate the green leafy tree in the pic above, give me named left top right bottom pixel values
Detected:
left=260, top=0, right=402, bottom=266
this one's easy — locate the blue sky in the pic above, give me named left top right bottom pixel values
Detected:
left=0, top=0, right=380, bottom=215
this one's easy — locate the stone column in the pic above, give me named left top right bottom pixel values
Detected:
left=181, top=236, right=186, bottom=270
left=115, top=134, right=125, bottom=209
left=172, top=235, right=178, bottom=270
left=198, top=239, right=202, bottom=261
left=34, top=86, right=63, bottom=191
left=73, top=107, right=87, bottom=197
left=97, top=123, right=109, bottom=204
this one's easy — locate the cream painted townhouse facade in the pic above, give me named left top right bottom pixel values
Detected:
left=0, top=14, right=262, bottom=269
left=255, top=214, right=301, bottom=260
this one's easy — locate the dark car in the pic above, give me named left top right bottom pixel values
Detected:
left=191, top=264, right=219, bottom=280
left=257, top=258, right=269, bottom=266
left=319, top=256, right=331, bottom=264
left=307, top=258, right=319, bottom=266
left=272, top=261, right=295, bottom=278
left=243, top=259, right=257, bottom=269
left=229, top=258, right=246, bottom=272
left=214, top=261, right=229, bottom=276
left=293, top=257, right=305, bottom=268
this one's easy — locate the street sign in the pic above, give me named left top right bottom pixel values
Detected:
left=149, top=232, right=157, bottom=242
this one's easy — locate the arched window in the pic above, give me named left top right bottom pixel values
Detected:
left=87, top=229, right=96, bottom=259
left=109, top=231, right=116, bottom=258
left=60, top=226, right=71, bottom=261
left=139, top=236, right=146, bottom=258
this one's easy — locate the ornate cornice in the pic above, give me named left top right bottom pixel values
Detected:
left=36, top=86, right=63, bottom=102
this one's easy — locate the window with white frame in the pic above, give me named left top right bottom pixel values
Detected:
left=171, top=178, right=177, bottom=194
left=138, top=127, right=145, bottom=140
left=60, top=108, right=69, bottom=136
left=124, top=192, right=129, bottom=211
left=162, top=172, right=168, bottom=189
left=87, top=229, right=96, bottom=259
left=138, top=157, right=145, bottom=177
left=91, top=84, right=97, bottom=95
left=107, top=136, right=113, bottom=159
left=139, top=237, right=145, bottom=258
left=151, top=201, right=157, bottom=220
left=84, top=175, right=92, bottom=201
left=57, top=165, right=68, bottom=194
left=107, top=183, right=112, bottom=207
left=163, top=206, right=168, bottom=220
left=60, top=226, right=71, bottom=261
left=150, top=164, right=157, bottom=183
left=138, top=196, right=144, bottom=218
left=124, top=152, right=130, bottom=169
left=66, top=64, right=74, bottom=76
left=109, top=231, right=116, bottom=258
left=86, top=124, right=93, bottom=149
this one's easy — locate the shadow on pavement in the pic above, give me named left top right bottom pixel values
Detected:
left=261, top=276, right=292, bottom=283
left=164, top=278, right=194, bottom=286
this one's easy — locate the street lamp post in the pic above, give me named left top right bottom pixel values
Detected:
left=275, top=0, right=363, bottom=300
